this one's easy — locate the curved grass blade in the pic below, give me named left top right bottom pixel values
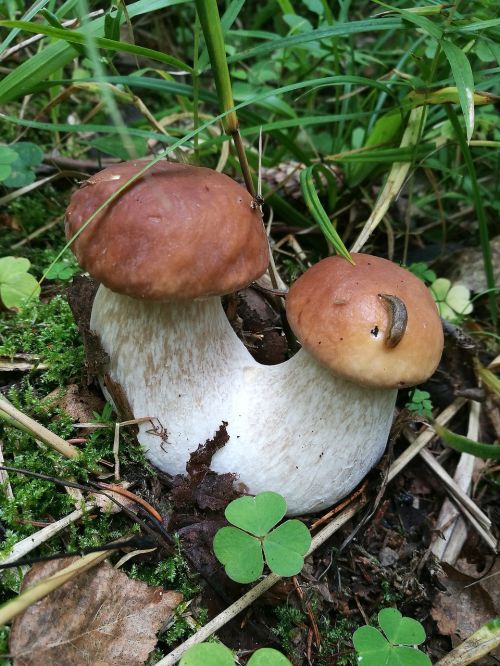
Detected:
left=300, top=164, right=352, bottom=263
left=226, top=17, right=402, bottom=63
left=433, top=422, right=500, bottom=460
left=0, top=20, right=191, bottom=72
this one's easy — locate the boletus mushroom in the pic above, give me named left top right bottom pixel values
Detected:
left=66, top=161, right=443, bottom=515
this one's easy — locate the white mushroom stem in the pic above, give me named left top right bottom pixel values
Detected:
left=91, top=285, right=397, bottom=515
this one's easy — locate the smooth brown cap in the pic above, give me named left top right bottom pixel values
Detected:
left=65, top=160, right=269, bottom=300
left=286, top=254, right=443, bottom=389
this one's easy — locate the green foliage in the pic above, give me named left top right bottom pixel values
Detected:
left=44, top=256, right=79, bottom=282
left=128, top=538, right=200, bottom=598
left=433, top=422, right=500, bottom=460
left=0, top=295, right=84, bottom=385
left=353, top=608, right=431, bottom=666
left=406, top=389, right=433, bottom=419
left=180, top=643, right=234, bottom=666
left=407, top=263, right=436, bottom=285
left=0, top=144, right=17, bottom=181
left=180, top=643, right=292, bottom=666
left=0, top=142, right=44, bottom=188
left=429, top=278, right=473, bottom=323
left=213, top=492, right=311, bottom=583
left=0, top=256, right=40, bottom=311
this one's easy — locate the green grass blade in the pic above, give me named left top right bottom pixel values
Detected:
left=446, top=106, right=497, bottom=328
left=300, top=165, right=352, bottom=263
left=0, top=0, right=50, bottom=54
left=197, top=0, right=245, bottom=72
left=441, top=40, right=475, bottom=143
left=0, top=0, right=187, bottom=103
left=433, top=422, right=500, bottom=460
left=226, top=17, right=402, bottom=63
left=0, top=20, right=192, bottom=72
left=194, top=0, right=236, bottom=132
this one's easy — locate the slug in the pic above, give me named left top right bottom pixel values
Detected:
left=378, top=294, right=408, bottom=348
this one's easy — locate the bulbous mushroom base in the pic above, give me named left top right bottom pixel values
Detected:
left=91, top=286, right=397, bottom=515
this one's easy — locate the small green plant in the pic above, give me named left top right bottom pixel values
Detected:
left=213, top=492, right=311, bottom=584
left=405, top=389, right=433, bottom=419
left=180, top=643, right=291, bottom=665
left=0, top=144, right=18, bottom=181
left=0, top=142, right=44, bottom=187
left=352, top=608, right=431, bottom=666
left=429, top=278, right=473, bottom=323
left=0, top=256, right=40, bottom=310
left=45, top=256, right=79, bottom=282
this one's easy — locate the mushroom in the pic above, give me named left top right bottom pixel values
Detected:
left=66, top=162, right=443, bottom=515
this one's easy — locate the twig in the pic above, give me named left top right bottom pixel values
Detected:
left=419, top=448, right=496, bottom=552
left=431, top=400, right=481, bottom=562
left=0, top=396, right=79, bottom=459
left=0, top=503, right=95, bottom=566
left=389, top=397, right=467, bottom=481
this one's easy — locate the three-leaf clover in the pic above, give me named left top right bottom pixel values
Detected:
left=406, top=389, right=433, bottom=419
left=180, top=643, right=292, bottom=666
left=0, top=256, right=40, bottom=311
left=429, top=278, right=473, bottom=323
left=353, top=608, right=431, bottom=666
left=0, top=144, right=18, bottom=182
left=213, top=492, right=311, bottom=584
left=0, top=142, right=44, bottom=188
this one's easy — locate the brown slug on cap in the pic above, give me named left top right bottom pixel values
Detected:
left=378, top=293, right=408, bottom=348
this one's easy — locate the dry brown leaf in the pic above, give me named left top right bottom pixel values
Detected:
left=431, top=562, right=499, bottom=647
left=45, top=383, right=105, bottom=423
left=10, top=558, right=182, bottom=666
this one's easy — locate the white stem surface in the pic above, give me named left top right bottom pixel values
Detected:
left=91, top=287, right=396, bottom=515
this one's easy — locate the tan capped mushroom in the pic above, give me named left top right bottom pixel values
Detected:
left=66, top=163, right=443, bottom=516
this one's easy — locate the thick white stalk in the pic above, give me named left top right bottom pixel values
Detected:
left=91, top=286, right=396, bottom=515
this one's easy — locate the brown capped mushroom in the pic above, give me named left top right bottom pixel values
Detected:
left=66, top=164, right=443, bottom=515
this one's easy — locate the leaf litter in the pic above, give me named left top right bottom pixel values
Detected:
left=10, top=558, right=182, bottom=666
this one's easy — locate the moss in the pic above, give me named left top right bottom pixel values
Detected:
left=0, top=296, right=85, bottom=386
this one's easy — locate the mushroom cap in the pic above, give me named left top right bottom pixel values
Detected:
left=286, top=254, right=443, bottom=389
left=65, top=160, right=269, bottom=300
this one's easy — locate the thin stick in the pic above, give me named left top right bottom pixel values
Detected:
left=419, top=448, right=496, bottom=552
left=0, top=503, right=95, bottom=566
left=0, top=397, right=79, bottom=459
left=389, top=397, right=467, bottom=481
left=431, top=400, right=481, bottom=561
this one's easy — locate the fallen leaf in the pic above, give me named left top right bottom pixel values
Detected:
left=431, top=562, right=498, bottom=647
left=45, top=383, right=105, bottom=423
left=10, top=558, right=182, bottom=666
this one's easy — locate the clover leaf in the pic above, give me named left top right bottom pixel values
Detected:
left=429, top=278, right=473, bottom=323
left=0, top=256, right=40, bottom=311
left=225, top=491, right=287, bottom=536
left=213, top=492, right=311, bottom=584
left=406, top=389, right=433, bottom=419
left=180, top=644, right=292, bottom=666
left=179, top=643, right=234, bottom=666
left=2, top=142, right=44, bottom=188
left=353, top=608, right=431, bottom=666
left=0, top=144, right=18, bottom=182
